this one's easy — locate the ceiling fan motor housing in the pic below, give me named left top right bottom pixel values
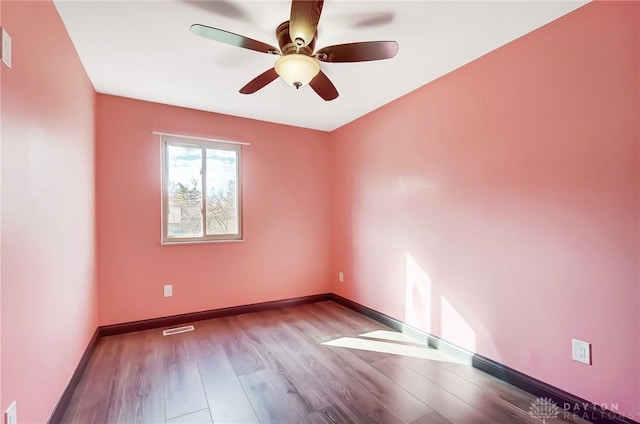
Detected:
left=276, top=21, right=316, bottom=56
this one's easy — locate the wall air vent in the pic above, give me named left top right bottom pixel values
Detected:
left=162, top=325, right=195, bottom=336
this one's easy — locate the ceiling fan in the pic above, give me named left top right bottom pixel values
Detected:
left=191, top=0, right=399, bottom=101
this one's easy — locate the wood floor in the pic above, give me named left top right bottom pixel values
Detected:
left=61, top=301, right=591, bottom=424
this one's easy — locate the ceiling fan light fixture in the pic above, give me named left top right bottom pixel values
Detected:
left=275, top=54, right=320, bottom=89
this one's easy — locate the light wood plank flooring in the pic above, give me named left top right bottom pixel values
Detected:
left=60, top=301, right=590, bottom=424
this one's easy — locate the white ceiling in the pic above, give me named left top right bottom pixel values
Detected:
left=53, top=0, right=588, bottom=132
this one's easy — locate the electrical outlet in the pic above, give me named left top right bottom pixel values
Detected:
left=338, top=272, right=344, bottom=283
left=5, top=401, right=17, bottom=424
left=163, top=284, right=173, bottom=297
left=1, top=28, right=11, bottom=68
left=572, top=339, right=591, bottom=365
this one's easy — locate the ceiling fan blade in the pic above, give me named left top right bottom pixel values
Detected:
left=316, top=41, right=399, bottom=63
left=239, top=68, right=279, bottom=94
left=184, top=1, right=250, bottom=22
left=191, top=24, right=280, bottom=55
left=309, top=71, right=338, bottom=101
left=289, top=0, right=324, bottom=47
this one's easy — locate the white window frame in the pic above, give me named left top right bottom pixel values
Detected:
left=161, top=134, right=243, bottom=244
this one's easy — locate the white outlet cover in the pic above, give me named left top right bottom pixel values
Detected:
left=1, top=28, right=11, bottom=68
left=5, top=401, right=17, bottom=424
left=163, top=284, right=172, bottom=297
left=338, top=272, right=344, bottom=283
left=572, top=339, right=591, bottom=365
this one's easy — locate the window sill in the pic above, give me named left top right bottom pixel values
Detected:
left=161, top=239, right=245, bottom=245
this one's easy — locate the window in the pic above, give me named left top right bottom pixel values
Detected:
left=161, top=135, right=242, bottom=243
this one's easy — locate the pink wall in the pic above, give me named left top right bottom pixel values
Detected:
left=0, top=0, right=4, bottom=411
left=0, top=0, right=636, bottom=421
left=95, top=95, right=332, bottom=325
left=330, top=1, right=639, bottom=417
left=0, top=1, right=98, bottom=422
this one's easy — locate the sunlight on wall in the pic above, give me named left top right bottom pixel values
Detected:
left=441, top=295, right=477, bottom=353
left=392, top=176, right=437, bottom=196
left=404, top=252, right=432, bottom=332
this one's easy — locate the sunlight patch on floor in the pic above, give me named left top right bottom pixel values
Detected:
left=359, top=330, right=425, bottom=345
left=322, top=335, right=465, bottom=364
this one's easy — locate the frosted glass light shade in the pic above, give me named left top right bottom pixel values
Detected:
left=275, top=54, right=320, bottom=88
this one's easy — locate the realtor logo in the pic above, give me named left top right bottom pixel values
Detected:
left=529, top=397, right=560, bottom=423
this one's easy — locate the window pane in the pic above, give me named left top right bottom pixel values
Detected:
left=166, top=144, right=202, bottom=238
left=205, top=148, right=238, bottom=235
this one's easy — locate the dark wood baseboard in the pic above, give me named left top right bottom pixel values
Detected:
left=469, top=356, right=638, bottom=424
left=48, top=328, right=100, bottom=424
left=98, top=293, right=333, bottom=337
left=49, top=293, right=331, bottom=423
left=49, top=293, right=638, bottom=424
left=329, top=293, right=639, bottom=424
